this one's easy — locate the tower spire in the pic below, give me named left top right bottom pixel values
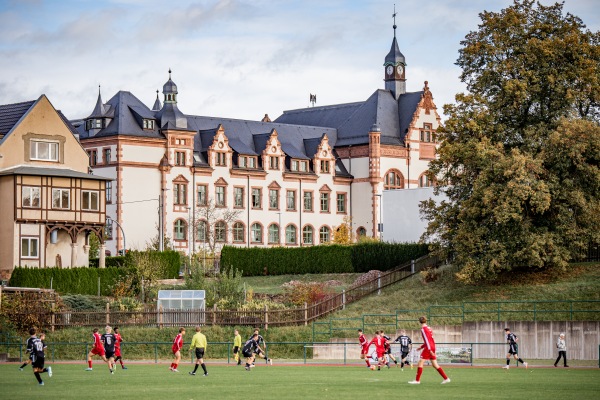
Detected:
left=392, top=4, right=397, bottom=38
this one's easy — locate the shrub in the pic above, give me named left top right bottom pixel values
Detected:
left=282, top=281, right=334, bottom=306
left=351, top=242, right=429, bottom=272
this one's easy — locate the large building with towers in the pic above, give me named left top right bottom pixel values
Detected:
left=74, top=30, right=440, bottom=256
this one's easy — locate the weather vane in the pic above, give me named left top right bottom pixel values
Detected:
left=392, top=4, right=397, bottom=37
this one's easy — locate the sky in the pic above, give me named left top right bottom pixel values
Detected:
left=0, top=0, right=598, bottom=122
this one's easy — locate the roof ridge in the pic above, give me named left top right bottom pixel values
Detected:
left=0, top=99, right=36, bottom=108
left=282, top=101, right=364, bottom=114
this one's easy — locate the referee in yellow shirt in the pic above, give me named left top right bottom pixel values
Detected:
left=233, top=330, right=242, bottom=365
left=189, top=326, right=208, bottom=376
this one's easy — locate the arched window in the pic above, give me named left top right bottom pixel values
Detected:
left=419, top=172, right=434, bottom=187
left=173, top=219, right=187, bottom=241
left=285, top=225, right=297, bottom=245
left=384, top=169, right=404, bottom=190
left=319, top=226, right=331, bottom=243
left=251, top=223, right=263, bottom=243
left=197, top=220, right=207, bottom=242
left=215, top=221, right=226, bottom=242
left=268, top=224, right=279, bottom=244
left=302, top=225, right=314, bottom=245
left=232, top=222, right=244, bottom=243
left=357, top=227, right=367, bottom=237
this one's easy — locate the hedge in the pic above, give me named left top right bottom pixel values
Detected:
left=220, top=242, right=429, bottom=276
left=220, top=245, right=353, bottom=276
left=89, top=250, right=181, bottom=278
left=89, top=256, right=126, bottom=268
left=8, top=267, right=126, bottom=296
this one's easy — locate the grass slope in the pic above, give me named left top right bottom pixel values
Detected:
left=1, top=364, right=598, bottom=400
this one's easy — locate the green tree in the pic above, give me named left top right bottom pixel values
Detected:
left=421, top=0, right=600, bottom=283
left=88, top=233, right=100, bottom=258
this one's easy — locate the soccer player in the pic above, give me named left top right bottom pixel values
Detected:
left=86, top=327, right=109, bottom=371
left=249, top=328, right=272, bottom=365
left=26, top=327, right=52, bottom=385
left=113, top=327, right=127, bottom=370
left=503, top=328, right=527, bottom=369
left=554, top=333, right=568, bottom=367
left=170, top=327, right=185, bottom=372
left=394, top=330, right=413, bottom=370
left=101, top=326, right=117, bottom=374
left=358, top=329, right=371, bottom=368
left=380, top=330, right=398, bottom=366
left=241, top=333, right=264, bottom=371
left=368, top=331, right=388, bottom=370
left=189, top=326, right=208, bottom=376
left=408, top=316, right=450, bottom=385
left=233, top=329, right=242, bottom=366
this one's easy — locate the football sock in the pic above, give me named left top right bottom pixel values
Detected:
left=174, top=363, right=178, bottom=369
left=42, top=368, right=48, bottom=373
left=416, top=367, right=423, bottom=382
left=506, top=359, right=510, bottom=366
left=366, top=359, right=371, bottom=367
left=34, top=372, right=42, bottom=383
left=170, top=363, right=174, bottom=369
left=88, top=361, right=93, bottom=368
left=394, top=360, right=398, bottom=364
left=437, top=367, right=448, bottom=380
left=193, top=364, right=199, bottom=373
left=400, top=362, right=404, bottom=368
left=119, top=360, right=124, bottom=367
left=19, top=362, right=28, bottom=369
left=201, top=363, right=207, bottom=374
left=518, top=358, right=525, bottom=364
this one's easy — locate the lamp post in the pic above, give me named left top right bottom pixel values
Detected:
left=277, top=212, right=282, bottom=244
left=375, top=194, right=383, bottom=241
left=158, top=188, right=169, bottom=252
left=107, top=217, right=126, bottom=255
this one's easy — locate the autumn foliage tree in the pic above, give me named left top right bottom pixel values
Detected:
left=421, top=0, right=600, bottom=282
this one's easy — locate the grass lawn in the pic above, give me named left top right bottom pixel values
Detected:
left=242, top=273, right=361, bottom=295
left=1, top=363, right=598, bottom=400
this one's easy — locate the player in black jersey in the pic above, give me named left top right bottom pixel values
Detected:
left=394, top=330, right=413, bottom=369
left=242, top=334, right=264, bottom=371
left=380, top=330, right=398, bottom=367
left=503, top=328, right=528, bottom=369
left=101, top=326, right=117, bottom=374
left=26, top=328, right=52, bottom=385
left=249, top=328, right=272, bottom=365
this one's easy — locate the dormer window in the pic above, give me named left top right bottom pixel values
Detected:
left=269, top=156, right=279, bottom=170
left=239, top=156, right=257, bottom=169
left=30, top=140, right=59, bottom=162
left=420, top=123, right=435, bottom=142
left=86, top=119, right=103, bottom=130
left=291, top=160, right=308, bottom=172
left=320, top=160, right=330, bottom=173
left=143, top=119, right=155, bottom=130
left=215, top=152, right=227, bottom=166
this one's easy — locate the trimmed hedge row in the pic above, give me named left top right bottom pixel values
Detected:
left=220, top=242, right=429, bottom=276
left=220, top=245, right=353, bottom=276
left=89, top=256, right=126, bottom=268
left=8, top=267, right=126, bottom=296
left=351, top=242, right=429, bottom=272
left=88, top=250, right=181, bottom=278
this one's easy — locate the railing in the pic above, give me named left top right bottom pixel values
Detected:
left=3, top=254, right=441, bottom=331
left=313, top=300, right=600, bottom=340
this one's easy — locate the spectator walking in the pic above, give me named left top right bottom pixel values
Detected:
left=553, top=333, right=569, bottom=367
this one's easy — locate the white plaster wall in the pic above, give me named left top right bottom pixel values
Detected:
left=351, top=181, right=374, bottom=235
left=342, top=157, right=369, bottom=179
left=121, top=144, right=164, bottom=162
left=382, top=187, right=447, bottom=243
left=45, top=228, right=72, bottom=267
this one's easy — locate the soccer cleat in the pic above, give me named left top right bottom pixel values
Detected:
left=245, top=366, right=250, bottom=371
left=203, top=373, right=208, bottom=376
left=169, top=367, right=173, bottom=371
left=110, top=370, right=114, bottom=375
left=85, top=368, right=93, bottom=371
left=189, top=372, right=196, bottom=376
left=523, top=362, right=528, bottom=369
left=408, top=380, right=420, bottom=384
left=48, top=367, right=52, bottom=377
left=268, top=358, right=273, bottom=366
left=39, top=382, right=44, bottom=386
left=172, top=369, right=179, bottom=372
left=19, top=368, right=23, bottom=371
left=122, top=366, right=128, bottom=370
left=553, top=364, right=557, bottom=367
left=441, top=378, right=451, bottom=384
left=564, top=365, right=569, bottom=367
left=502, top=366, right=509, bottom=369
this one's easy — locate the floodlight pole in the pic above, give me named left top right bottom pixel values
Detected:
left=108, top=217, right=126, bottom=254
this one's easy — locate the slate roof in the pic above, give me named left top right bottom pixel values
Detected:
left=384, top=36, right=406, bottom=66
left=0, top=100, right=35, bottom=138
left=0, top=165, right=111, bottom=180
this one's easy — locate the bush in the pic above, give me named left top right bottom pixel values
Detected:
left=350, top=242, right=429, bottom=272
left=89, top=256, right=127, bottom=268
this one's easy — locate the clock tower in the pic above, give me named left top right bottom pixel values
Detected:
left=384, top=15, right=406, bottom=99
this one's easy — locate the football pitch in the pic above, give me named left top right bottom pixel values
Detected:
left=1, top=363, right=598, bottom=400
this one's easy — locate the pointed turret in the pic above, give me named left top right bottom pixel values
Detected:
left=156, top=69, right=188, bottom=129
left=87, top=86, right=108, bottom=118
left=84, top=85, right=114, bottom=134
left=152, top=89, right=162, bottom=111
left=383, top=15, right=406, bottom=99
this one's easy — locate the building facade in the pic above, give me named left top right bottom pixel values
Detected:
left=75, top=32, right=440, bottom=256
left=0, top=95, right=109, bottom=276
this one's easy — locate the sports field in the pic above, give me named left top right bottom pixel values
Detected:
left=1, top=363, right=598, bottom=400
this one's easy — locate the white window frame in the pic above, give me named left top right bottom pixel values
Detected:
left=52, top=188, right=70, bottom=209
left=30, top=140, right=59, bottom=162
left=82, top=190, right=99, bottom=211
left=22, top=186, right=41, bottom=208
left=21, top=237, right=39, bottom=258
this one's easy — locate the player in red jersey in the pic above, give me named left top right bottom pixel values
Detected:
left=86, top=328, right=108, bottom=371
left=409, top=316, right=450, bottom=385
left=113, top=327, right=127, bottom=370
left=368, top=331, right=389, bottom=370
left=358, top=329, right=371, bottom=368
left=170, top=327, right=186, bottom=372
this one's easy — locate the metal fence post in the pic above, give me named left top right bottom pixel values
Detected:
left=344, top=343, right=346, bottom=365
left=411, top=259, right=415, bottom=274
left=470, top=343, right=473, bottom=366
left=155, top=342, right=158, bottom=364
left=304, top=302, right=308, bottom=326
left=342, top=291, right=346, bottom=310
left=106, top=303, right=110, bottom=325
left=304, top=344, right=307, bottom=364
left=265, top=305, right=269, bottom=330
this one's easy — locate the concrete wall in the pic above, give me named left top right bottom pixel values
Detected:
left=323, top=321, right=600, bottom=361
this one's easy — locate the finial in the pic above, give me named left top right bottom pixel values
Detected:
left=156, top=89, right=159, bottom=98
left=168, top=68, right=172, bottom=79
left=98, top=84, right=101, bottom=95
left=392, top=4, right=397, bottom=38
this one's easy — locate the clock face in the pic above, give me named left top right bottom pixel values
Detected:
left=386, top=66, right=393, bottom=76
left=397, top=65, right=404, bottom=75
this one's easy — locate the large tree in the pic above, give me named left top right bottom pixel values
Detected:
left=421, top=0, right=600, bottom=283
